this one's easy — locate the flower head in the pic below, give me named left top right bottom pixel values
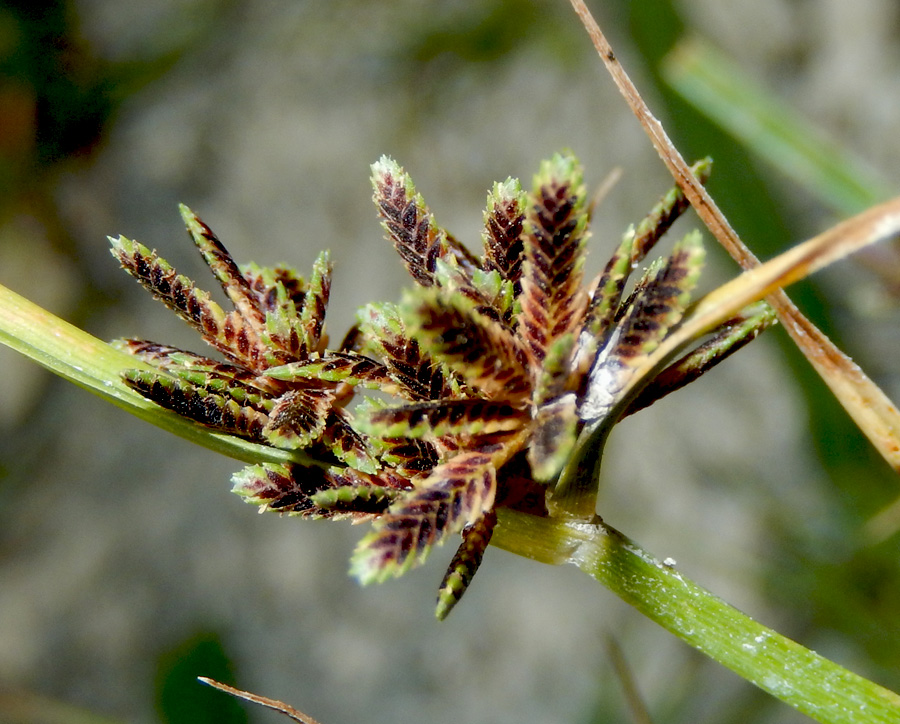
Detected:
left=112, top=153, right=774, bottom=618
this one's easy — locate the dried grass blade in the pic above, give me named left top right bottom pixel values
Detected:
left=775, top=294, right=900, bottom=473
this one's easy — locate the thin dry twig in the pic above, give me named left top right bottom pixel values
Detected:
left=587, top=165, right=624, bottom=222
left=568, top=0, right=900, bottom=475
left=606, top=636, right=654, bottom=724
left=198, top=677, right=323, bottom=724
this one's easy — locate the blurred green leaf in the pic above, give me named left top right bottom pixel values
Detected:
left=155, top=632, right=247, bottom=724
left=662, top=38, right=895, bottom=215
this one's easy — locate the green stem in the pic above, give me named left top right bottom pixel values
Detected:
left=550, top=418, right=612, bottom=518
left=0, top=282, right=310, bottom=467
left=492, top=510, right=900, bottom=724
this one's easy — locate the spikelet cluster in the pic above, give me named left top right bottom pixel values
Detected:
left=112, top=154, right=773, bottom=618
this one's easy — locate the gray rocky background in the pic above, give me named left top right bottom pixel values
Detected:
left=1, top=1, right=899, bottom=723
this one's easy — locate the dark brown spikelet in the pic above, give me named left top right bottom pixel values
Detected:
left=241, top=251, right=333, bottom=364
left=372, top=156, right=449, bottom=287
left=109, top=237, right=228, bottom=340
left=265, top=352, right=390, bottom=388
left=350, top=451, right=498, bottom=583
left=516, top=154, right=589, bottom=367
left=233, top=463, right=407, bottom=520
left=296, top=250, right=331, bottom=356
left=231, top=463, right=333, bottom=517
left=118, top=340, right=271, bottom=398
left=482, top=178, right=526, bottom=289
left=358, top=302, right=456, bottom=401
left=404, top=288, right=530, bottom=401
left=116, top=339, right=215, bottom=369
left=322, top=465, right=412, bottom=494
left=110, top=234, right=266, bottom=370
left=364, top=399, right=526, bottom=440
left=630, top=157, right=712, bottom=266
left=123, top=369, right=269, bottom=440
left=379, top=437, right=442, bottom=477
left=608, top=233, right=705, bottom=364
left=580, top=231, right=706, bottom=423
left=263, top=388, right=335, bottom=449
left=435, top=509, right=497, bottom=620
left=382, top=335, right=452, bottom=401
left=581, top=230, right=635, bottom=357
left=383, top=337, right=450, bottom=400
left=180, top=204, right=268, bottom=337
left=579, top=161, right=713, bottom=376
left=320, top=408, right=380, bottom=473
left=622, top=300, right=776, bottom=417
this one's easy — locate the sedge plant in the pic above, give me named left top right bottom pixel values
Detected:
left=1, top=2, right=900, bottom=722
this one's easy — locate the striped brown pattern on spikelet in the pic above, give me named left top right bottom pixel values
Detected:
left=117, top=340, right=219, bottom=369
left=406, top=289, right=529, bottom=401
left=379, top=437, right=442, bottom=477
left=482, top=178, right=526, bottom=289
left=263, top=388, right=335, bottom=448
left=435, top=509, right=497, bottom=620
left=630, top=157, right=711, bottom=266
left=180, top=205, right=267, bottom=337
left=296, top=250, right=331, bottom=355
left=359, top=303, right=455, bottom=401
left=122, top=369, right=269, bottom=440
left=382, top=335, right=452, bottom=400
left=607, top=234, right=704, bottom=365
left=365, top=398, right=526, bottom=439
left=320, top=408, right=379, bottom=473
left=516, top=155, right=588, bottom=367
left=372, top=156, right=448, bottom=287
left=266, top=352, right=389, bottom=387
left=110, top=237, right=229, bottom=341
left=351, top=450, right=497, bottom=583
left=231, top=463, right=331, bottom=516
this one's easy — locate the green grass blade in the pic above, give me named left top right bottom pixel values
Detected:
left=662, top=38, right=894, bottom=215
left=0, top=282, right=312, bottom=467
left=492, top=509, right=900, bottom=724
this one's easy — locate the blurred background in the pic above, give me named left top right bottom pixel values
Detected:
left=1, top=1, right=899, bottom=722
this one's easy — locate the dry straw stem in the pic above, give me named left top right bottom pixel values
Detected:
left=568, top=0, right=900, bottom=475
left=198, top=678, right=322, bottom=724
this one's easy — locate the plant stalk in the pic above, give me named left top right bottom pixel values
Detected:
left=492, top=510, right=900, bottom=724
left=0, top=282, right=312, bottom=467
